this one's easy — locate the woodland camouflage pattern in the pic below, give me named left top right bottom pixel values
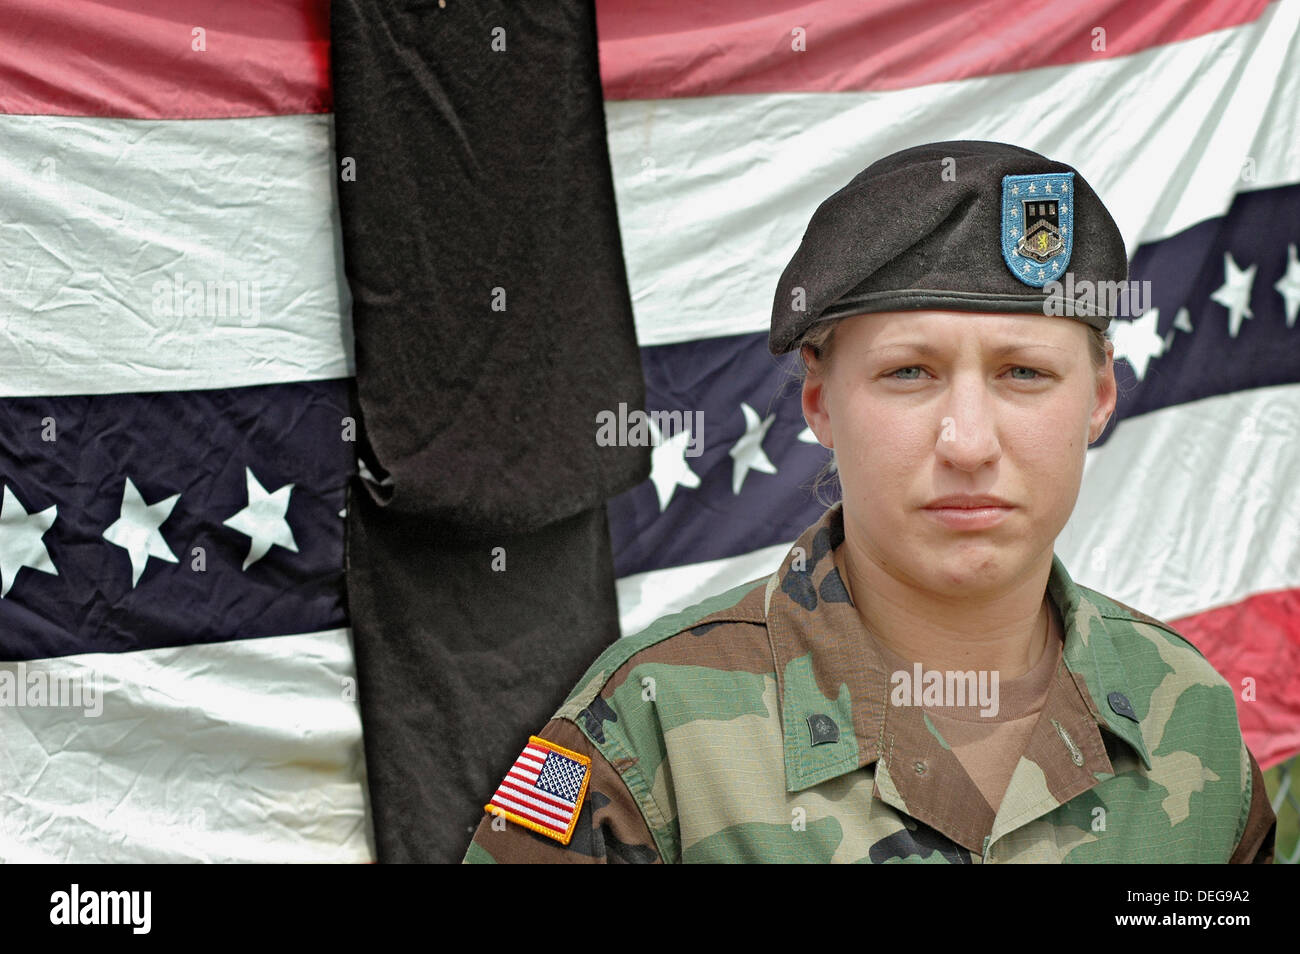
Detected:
left=464, top=502, right=1276, bottom=864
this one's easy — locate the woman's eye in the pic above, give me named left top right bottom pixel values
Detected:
left=885, top=366, right=1047, bottom=381
left=889, top=366, right=926, bottom=380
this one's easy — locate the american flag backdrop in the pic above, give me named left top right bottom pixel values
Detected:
left=0, top=1, right=362, bottom=862
left=598, top=0, right=1300, bottom=779
left=0, top=0, right=1297, bottom=863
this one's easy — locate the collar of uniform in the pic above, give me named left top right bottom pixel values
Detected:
left=1044, top=551, right=1153, bottom=772
left=763, top=501, right=891, bottom=794
left=763, top=502, right=1154, bottom=800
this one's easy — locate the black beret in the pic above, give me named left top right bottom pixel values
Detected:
left=769, top=140, right=1129, bottom=355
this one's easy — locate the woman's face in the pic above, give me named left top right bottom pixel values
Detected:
left=802, top=310, right=1117, bottom=597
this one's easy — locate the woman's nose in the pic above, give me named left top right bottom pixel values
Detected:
left=935, top=381, right=1001, bottom=471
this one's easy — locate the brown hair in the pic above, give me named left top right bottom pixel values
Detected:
left=794, top=317, right=1111, bottom=504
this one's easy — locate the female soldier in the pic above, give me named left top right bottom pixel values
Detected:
left=463, top=140, right=1276, bottom=863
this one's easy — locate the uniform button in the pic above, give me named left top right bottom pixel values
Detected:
left=1107, top=691, right=1139, bottom=722
left=914, top=760, right=928, bottom=775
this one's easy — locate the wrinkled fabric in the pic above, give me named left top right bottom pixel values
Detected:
left=332, top=0, right=648, bottom=537
left=332, top=0, right=649, bottom=862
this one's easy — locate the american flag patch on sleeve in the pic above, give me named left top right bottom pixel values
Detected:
left=486, top=735, right=593, bottom=845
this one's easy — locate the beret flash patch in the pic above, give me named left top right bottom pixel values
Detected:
left=1001, top=172, right=1075, bottom=287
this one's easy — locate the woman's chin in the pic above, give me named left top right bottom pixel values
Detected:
left=910, top=544, right=1022, bottom=595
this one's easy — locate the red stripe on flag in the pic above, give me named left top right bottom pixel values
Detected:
left=1173, top=587, right=1300, bottom=769
left=595, top=0, right=1273, bottom=100
left=490, top=795, right=568, bottom=833
left=498, top=779, right=574, bottom=815
left=491, top=791, right=571, bottom=827
left=0, top=0, right=331, bottom=118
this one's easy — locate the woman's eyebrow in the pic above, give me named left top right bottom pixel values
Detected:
left=870, top=341, right=1066, bottom=356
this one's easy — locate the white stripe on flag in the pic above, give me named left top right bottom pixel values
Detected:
left=616, top=542, right=788, bottom=637
left=0, top=629, right=370, bottom=862
left=500, top=775, right=570, bottom=810
left=495, top=782, right=573, bottom=819
left=490, top=794, right=566, bottom=830
left=606, top=0, right=1300, bottom=345
left=507, top=769, right=544, bottom=791
left=509, top=763, right=541, bottom=779
left=1059, top=381, right=1300, bottom=619
left=0, top=112, right=353, bottom=397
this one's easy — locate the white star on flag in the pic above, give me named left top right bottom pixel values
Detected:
left=1210, top=251, right=1257, bottom=337
left=222, top=467, right=299, bottom=570
left=1275, top=242, right=1300, bottom=328
left=103, top=477, right=180, bottom=587
left=647, top=416, right=700, bottom=511
left=0, top=485, right=58, bottom=598
left=730, top=402, right=777, bottom=495
left=1111, top=307, right=1167, bottom=381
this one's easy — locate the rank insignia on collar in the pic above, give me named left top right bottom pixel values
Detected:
left=1001, top=172, right=1075, bottom=287
left=807, top=713, right=840, bottom=746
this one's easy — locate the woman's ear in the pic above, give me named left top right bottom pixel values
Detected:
left=1087, top=341, right=1117, bottom=444
left=801, top=346, right=834, bottom=449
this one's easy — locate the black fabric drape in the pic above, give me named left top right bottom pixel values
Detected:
left=332, top=0, right=649, bottom=861
left=332, top=0, right=647, bottom=535
left=344, top=477, right=627, bottom=862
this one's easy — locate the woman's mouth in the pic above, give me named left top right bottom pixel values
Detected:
left=921, top=496, right=1016, bottom=531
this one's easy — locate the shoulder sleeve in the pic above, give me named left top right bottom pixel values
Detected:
left=1228, top=743, right=1276, bottom=864
left=462, top=716, right=663, bottom=864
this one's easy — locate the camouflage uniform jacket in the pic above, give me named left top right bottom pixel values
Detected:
left=464, top=502, right=1277, bottom=863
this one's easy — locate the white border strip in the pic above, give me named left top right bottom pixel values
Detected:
left=0, top=113, right=353, bottom=397
left=0, top=627, right=372, bottom=862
